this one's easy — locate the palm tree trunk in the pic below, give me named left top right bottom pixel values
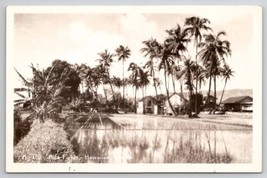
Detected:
left=152, top=70, right=159, bottom=114
left=218, top=79, right=227, bottom=109
left=142, top=87, right=145, bottom=114
left=195, top=40, right=199, bottom=115
left=122, top=60, right=125, bottom=113
left=172, top=74, right=176, bottom=93
left=108, top=81, right=117, bottom=110
left=187, top=67, right=192, bottom=118
left=103, top=84, right=108, bottom=102
left=164, top=67, right=177, bottom=116
left=153, top=80, right=159, bottom=114
left=213, top=75, right=217, bottom=113
left=134, top=86, right=137, bottom=114
left=205, top=67, right=213, bottom=111
left=180, top=81, right=183, bottom=102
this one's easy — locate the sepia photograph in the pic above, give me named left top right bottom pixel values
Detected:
left=6, top=6, right=262, bottom=172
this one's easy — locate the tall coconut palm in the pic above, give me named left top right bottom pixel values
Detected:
left=185, top=16, right=212, bottom=115
left=85, top=66, right=101, bottom=99
left=217, top=64, right=234, bottom=107
left=96, top=50, right=116, bottom=108
left=198, top=31, right=231, bottom=112
left=165, top=24, right=190, bottom=61
left=176, top=59, right=195, bottom=118
left=128, top=62, right=142, bottom=113
left=141, top=38, right=160, bottom=109
left=115, top=45, right=131, bottom=112
left=154, top=77, right=163, bottom=94
left=139, top=69, right=150, bottom=114
left=168, top=62, right=180, bottom=94
left=165, top=24, right=189, bottom=93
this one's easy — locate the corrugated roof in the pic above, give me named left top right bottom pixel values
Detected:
left=222, top=96, right=252, bottom=104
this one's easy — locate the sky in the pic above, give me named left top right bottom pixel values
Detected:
left=11, top=6, right=260, bottom=98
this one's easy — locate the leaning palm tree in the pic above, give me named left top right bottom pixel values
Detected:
left=198, top=31, right=231, bottom=112
left=115, top=45, right=131, bottom=112
left=157, top=43, right=177, bottom=116
left=185, top=16, right=212, bottom=115
left=217, top=64, right=234, bottom=107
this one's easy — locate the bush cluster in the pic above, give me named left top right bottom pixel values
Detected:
left=14, top=109, right=32, bottom=145
left=14, top=119, right=76, bottom=163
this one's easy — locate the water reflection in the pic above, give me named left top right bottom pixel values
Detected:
left=67, top=128, right=252, bottom=163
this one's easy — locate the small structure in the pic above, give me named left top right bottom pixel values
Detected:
left=164, top=93, right=188, bottom=116
left=137, top=96, right=157, bottom=114
left=203, top=95, right=217, bottom=110
left=222, top=96, right=253, bottom=112
left=137, top=93, right=187, bottom=115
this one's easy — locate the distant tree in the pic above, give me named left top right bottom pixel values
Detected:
left=97, top=50, right=117, bottom=109
left=115, top=45, right=131, bottom=112
left=141, top=38, right=160, bottom=105
left=217, top=64, right=234, bottom=108
left=128, top=62, right=143, bottom=113
left=176, top=59, right=195, bottom=118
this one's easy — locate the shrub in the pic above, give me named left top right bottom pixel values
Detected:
left=14, top=119, right=77, bottom=163
left=14, top=108, right=32, bottom=145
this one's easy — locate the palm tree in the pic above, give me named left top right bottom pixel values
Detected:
left=15, top=61, right=68, bottom=122
left=217, top=64, right=234, bottom=107
left=165, top=24, right=190, bottom=60
left=177, top=59, right=195, bottom=118
left=168, top=63, right=180, bottom=94
left=198, top=31, right=231, bottom=112
left=197, top=66, right=207, bottom=94
left=128, top=62, right=142, bottom=113
left=141, top=38, right=160, bottom=110
left=153, top=77, right=163, bottom=94
left=76, top=63, right=90, bottom=94
left=158, top=43, right=177, bottom=116
left=165, top=24, right=189, bottom=93
left=86, top=66, right=101, bottom=100
left=96, top=50, right=116, bottom=108
left=185, top=16, right=212, bottom=115
left=191, top=62, right=205, bottom=113
left=115, top=45, right=131, bottom=112
left=139, top=69, right=150, bottom=114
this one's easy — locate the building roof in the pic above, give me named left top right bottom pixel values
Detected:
left=168, top=92, right=188, bottom=101
left=156, top=94, right=167, bottom=101
left=139, top=95, right=157, bottom=102
left=222, top=96, right=252, bottom=104
left=139, top=93, right=188, bottom=102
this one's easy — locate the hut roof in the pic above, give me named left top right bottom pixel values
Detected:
left=222, top=96, right=252, bottom=104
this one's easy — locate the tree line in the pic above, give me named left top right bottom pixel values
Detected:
left=14, top=16, right=234, bottom=120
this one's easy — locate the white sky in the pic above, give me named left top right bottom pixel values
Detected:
left=12, top=6, right=260, bottom=97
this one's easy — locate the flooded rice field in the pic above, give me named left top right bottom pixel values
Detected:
left=65, top=113, right=252, bottom=163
